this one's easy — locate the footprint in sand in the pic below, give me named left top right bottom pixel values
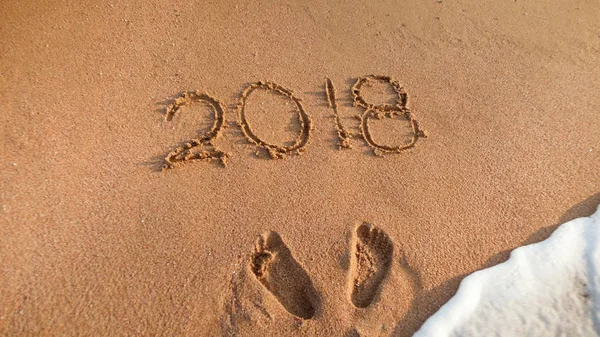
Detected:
left=348, top=223, right=393, bottom=308
left=250, top=231, right=318, bottom=319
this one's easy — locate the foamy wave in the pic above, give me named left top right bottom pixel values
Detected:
left=414, top=205, right=600, bottom=337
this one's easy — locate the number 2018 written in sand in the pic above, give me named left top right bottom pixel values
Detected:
left=161, top=75, right=427, bottom=170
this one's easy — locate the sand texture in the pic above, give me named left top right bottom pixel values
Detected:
left=1, top=0, right=600, bottom=336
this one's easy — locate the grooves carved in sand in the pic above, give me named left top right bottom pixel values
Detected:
left=250, top=231, right=318, bottom=319
left=238, top=81, right=312, bottom=159
left=349, top=223, right=393, bottom=308
left=162, top=91, right=230, bottom=170
left=325, top=78, right=353, bottom=149
left=352, top=75, right=427, bottom=155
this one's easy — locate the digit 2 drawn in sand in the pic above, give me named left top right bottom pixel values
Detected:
left=238, top=81, right=312, bottom=159
left=351, top=75, right=427, bottom=155
left=162, top=91, right=230, bottom=170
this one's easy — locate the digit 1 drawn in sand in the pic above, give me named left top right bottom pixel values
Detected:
left=162, top=91, right=230, bottom=170
left=352, top=75, right=427, bottom=155
left=250, top=231, right=319, bottom=319
left=348, top=223, right=393, bottom=308
left=325, top=78, right=353, bottom=149
left=237, top=81, right=312, bottom=159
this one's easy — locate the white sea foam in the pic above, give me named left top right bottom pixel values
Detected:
left=414, top=205, right=600, bottom=337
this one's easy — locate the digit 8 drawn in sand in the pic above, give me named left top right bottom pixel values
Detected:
left=237, top=81, right=312, bottom=159
left=352, top=75, right=426, bottom=155
left=163, top=91, right=230, bottom=170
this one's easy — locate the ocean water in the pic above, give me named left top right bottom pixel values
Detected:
left=414, top=205, right=600, bottom=337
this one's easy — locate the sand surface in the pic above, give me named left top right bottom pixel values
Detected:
left=1, top=1, right=599, bottom=336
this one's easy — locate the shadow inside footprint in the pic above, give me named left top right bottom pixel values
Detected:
left=348, top=223, right=393, bottom=308
left=250, top=231, right=318, bottom=319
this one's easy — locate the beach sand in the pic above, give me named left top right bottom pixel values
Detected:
left=1, top=0, right=599, bottom=336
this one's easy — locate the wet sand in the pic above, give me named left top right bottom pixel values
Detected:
left=1, top=1, right=599, bottom=336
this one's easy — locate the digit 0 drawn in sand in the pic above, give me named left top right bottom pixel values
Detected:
left=250, top=231, right=319, bottom=319
left=352, top=75, right=427, bottom=155
left=325, top=78, right=353, bottom=149
left=162, top=90, right=230, bottom=170
left=238, top=81, right=312, bottom=159
left=348, top=223, right=393, bottom=308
